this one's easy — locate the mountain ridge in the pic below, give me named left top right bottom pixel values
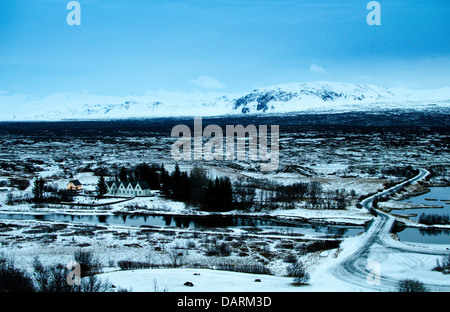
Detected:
left=1, top=81, right=449, bottom=121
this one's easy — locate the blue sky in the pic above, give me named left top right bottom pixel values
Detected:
left=0, top=0, right=449, bottom=97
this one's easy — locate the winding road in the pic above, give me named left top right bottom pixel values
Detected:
left=330, top=168, right=450, bottom=291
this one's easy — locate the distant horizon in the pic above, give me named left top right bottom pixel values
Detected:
left=2, top=79, right=450, bottom=100
left=1, top=80, right=449, bottom=121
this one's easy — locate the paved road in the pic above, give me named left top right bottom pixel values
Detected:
left=331, top=168, right=450, bottom=291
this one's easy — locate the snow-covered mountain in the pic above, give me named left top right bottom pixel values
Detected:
left=1, top=82, right=449, bottom=121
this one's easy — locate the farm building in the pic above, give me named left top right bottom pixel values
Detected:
left=67, top=180, right=82, bottom=191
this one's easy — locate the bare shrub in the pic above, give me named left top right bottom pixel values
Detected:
left=283, top=254, right=297, bottom=263
left=205, top=242, right=231, bottom=257
left=286, top=261, right=310, bottom=285
left=396, top=279, right=429, bottom=292
left=0, top=254, right=35, bottom=292
left=74, top=249, right=102, bottom=276
left=167, top=249, right=185, bottom=268
left=117, top=260, right=152, bottom=270
left=215, top=263, right=272, bottom=275
left=297, top=240, right=341, bottom=254
left=33, top=257, right=111, bottom=292
left=433, top=254, right=450, bottom=274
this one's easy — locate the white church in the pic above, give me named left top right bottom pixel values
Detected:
left=106, top=181, right=151, bottom=197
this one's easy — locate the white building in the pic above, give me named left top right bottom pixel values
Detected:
left=106, top=181, right=151, bottom=197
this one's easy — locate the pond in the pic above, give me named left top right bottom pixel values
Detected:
left=0, top=212, right=364, bottom=238
left=398, top=187, right=450, bottom=222
left=394, top=186, right=450, bottom=244
left=395, top=227, right=450, bottom=245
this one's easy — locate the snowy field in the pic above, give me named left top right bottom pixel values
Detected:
left=97, top=235, right=450, bottom=292
left=0, top=118, right=449, bottom=292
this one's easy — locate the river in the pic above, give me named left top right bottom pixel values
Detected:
left=0, top=212, right=364, bottom=238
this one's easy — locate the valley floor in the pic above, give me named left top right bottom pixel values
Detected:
left=0, top=118, right=448, bottom=292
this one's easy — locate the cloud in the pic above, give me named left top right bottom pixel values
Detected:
left=309, top=64, right=328, bottom=75
left=189, top=75, right=226, bottom=89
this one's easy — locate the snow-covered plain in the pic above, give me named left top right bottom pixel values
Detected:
left=96, top=235, right=449, bottom=292
left=0, top=105, right=449, bottom=293
left=1, top=176, right=448, bottom=292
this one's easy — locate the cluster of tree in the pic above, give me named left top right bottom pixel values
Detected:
left=0, top=160, right=38, bottom=174
left=117, top=163, right=161, bottom=190
left=3, top=178, right=30, bottom=191
left=419, top=213, right=449, bottom=225
left=4, top=177, right=74, bottom=206
left=33, top=258, right=109, bottom=292
left=273, top=181, right=323, bottom=206
left=240, top=179, right=353, bottom=211
left=380, top=165, right=419, bottom=179
left=162, top=165, right=234, bottom=212
left=16, top=162, right=355, bottom=212
left=322, top=189, right=349, bottom=210
left=0, top=253, right=35, bottom=292
left=348, top=165, right=419, bottom=180
left=25, top=174, right=111, bottom=203
left=116, top=163, right=249, bottom=212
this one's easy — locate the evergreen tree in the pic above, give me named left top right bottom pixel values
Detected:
left=203, top=177, right=233, bottom=211
left=131, top=162, right=161, bottom=190
left=118, top=166, right=128, bottom=182
left=148, top=164, right=161, bottom=190
left=32, top=177, right=45, bottom=203
left=135, top=163, right=150, bottom=183
left=216, top=177, right=233, bottom=211
left=172, top=164, right=182, bottom=200
left=179, top=171, right=191, bottom=200
left=159, top=164, right=172, bottom=196
left=96, top=175, right=108, bottom=199
left=189, top=166, right=208, bottom=203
